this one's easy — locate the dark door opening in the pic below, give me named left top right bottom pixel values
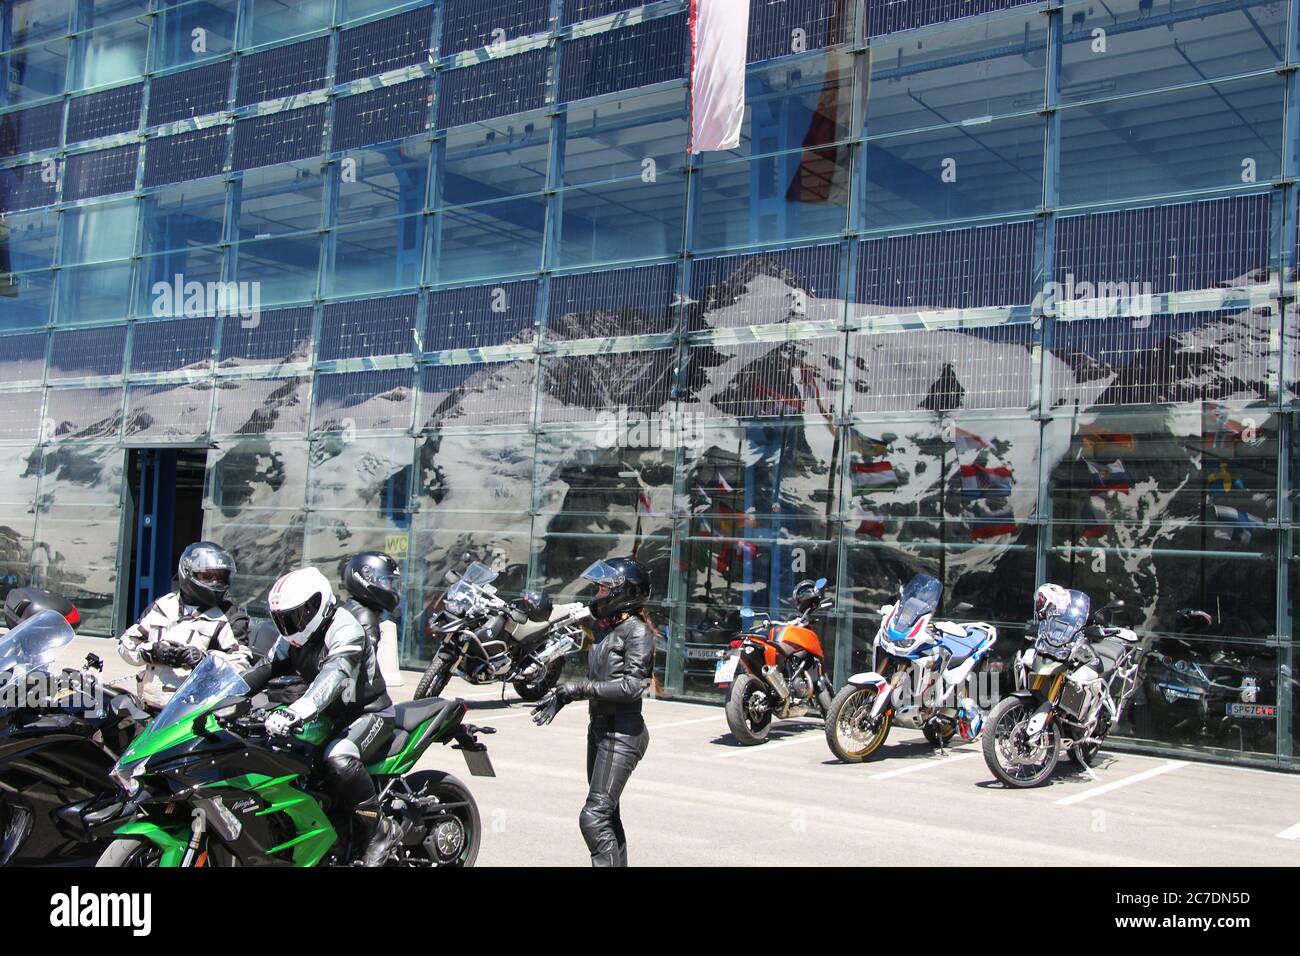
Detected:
left=124, top=448, right=208, bottom=623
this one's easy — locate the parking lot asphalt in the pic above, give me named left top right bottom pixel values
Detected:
left=54, top=637, right=1300, bottom=867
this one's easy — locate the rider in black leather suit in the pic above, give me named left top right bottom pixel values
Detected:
left=532, top=557, right=653, bottom=867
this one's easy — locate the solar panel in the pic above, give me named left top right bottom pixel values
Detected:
left=436, top=49, right=549, bottom=129
left=866, top=0, right=1038, bottom=38
left=212, top=375, right=310, bottom=435
left=312, top=367, right=415, bottom=431
left=218, top=306, right=314, bottom=366
left=682, top=335, right=844, bottom=419
left=548, top=263, right=677, bottom=340
left=231, top=104, right=325, bottom=170
left=336, top=7, right=434, bottom=84
left=0, top=332, right=49, bottom=383
left=61, top=145, right=140, bottom=201
left=66, top=83, right=143, bottom=144
left=143, top=126, right=228, bottom=186
left=690, top=244, right=842, bottom=332
left=850, top=323, right=1034, bottom=412
left=44, top=386, right=125, bottom=440
left=48, top=325, right=128, bottom=379
left=0, top=391, right=45, bottom=441
left=0, top=102, right=64, bottom=157
left=331, top=79, right=431, bottom=152
left=0, top=163, right=59, bottom=213
left=539, top=349, right=674, bottom=422
left=440, top=0, right=552, bottom=57
left=319, top=293, right=419, bottom=361
left=124, top=382, right=214, bottom=438
left=562, top=0, right=641, bottom=25
left=748, top=0, right=851, bottom=63
left=130, top=316, right=215, bottom=373
left=559, top=13, right=689, bottom=103
left=425, top=280, right=537, bottom=352
left=857, top=221, right=1036, bottom=311
left=235, top=36, right=331, bottom=107
left=147, top=61, right=233, bottom=126
left=1054, top=194, right=1271, bottom=296
left=421, top=359, right=535, bottom=428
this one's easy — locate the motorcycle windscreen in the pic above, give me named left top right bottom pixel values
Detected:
left=1034, top=590, right=1090, bottom=660
left=0, top=609, right=76, bottom=687
left=888, top=574, right=943, bottom=636
left=150, top=653, right=250, bottom=733
left=443, top=580, right=481, bottom=617
left=459, top=562, right=499, bottom=586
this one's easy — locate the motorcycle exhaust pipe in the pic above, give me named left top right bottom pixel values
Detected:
left=762, top=665, right=791, bottom=701
left=519, top=635, right=578, bottom=681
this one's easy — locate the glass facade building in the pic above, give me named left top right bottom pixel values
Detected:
left=0, top=0, right=1296, bottom=768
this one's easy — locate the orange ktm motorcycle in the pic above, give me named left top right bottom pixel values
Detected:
left=715, top=579, right=835, bottom=745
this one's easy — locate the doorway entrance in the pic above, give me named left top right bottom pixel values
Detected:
left=122, top=447, right=208, bottom=623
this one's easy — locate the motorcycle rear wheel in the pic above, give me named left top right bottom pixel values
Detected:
left=401, top=771, right=481, bottom=867
left=725, top=673, right=773, bottom=745
left=982, top=696, right=1060, bottom=788
left=825, top=685, right=892, bottom=762
left=512, top=656, right=564, bottom=702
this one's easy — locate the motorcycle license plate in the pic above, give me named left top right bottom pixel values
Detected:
left=714, top=656, right=739, bottom=684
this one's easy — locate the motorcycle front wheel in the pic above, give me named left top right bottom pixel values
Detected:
left=725, top=673, right=773, bottom=745
left=825, top=685, right=892, bottom=762
left=414, top=653, right=454, bottom=700
left=982, top=696, right=1060, bottom=788
left=401, top=771, right=481, bottom=867
left=94, top=837, right=165, bottom=868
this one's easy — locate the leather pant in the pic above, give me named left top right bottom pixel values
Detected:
left=580, top=712, right=649, bottom=867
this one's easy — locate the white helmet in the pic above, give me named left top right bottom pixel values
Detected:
left=268, top=567, right=334, bottom=646
left=1034, top=583, right=1071, bottom=620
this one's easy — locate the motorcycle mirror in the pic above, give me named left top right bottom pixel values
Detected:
left=739, top=607, right=755, bottom=620
left=85, top=652, right=104, bottom=672
left=953, top=602, right=974, bottom=614
left=814, top=577, right=828, bottom=589
left=819, top=599, right=833, bottom=609
left=443, top=569, right=460, bottom=585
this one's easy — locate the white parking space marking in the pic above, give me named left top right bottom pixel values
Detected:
left=1053, top=759, right=1188, bottom=806
left=573, top=713, right=723, bottom=740
left=1275, top=822, right=1300, bottom=841
left=869, top=749, right=982, bottom=779
left=715, top=731, right=826, bottom=758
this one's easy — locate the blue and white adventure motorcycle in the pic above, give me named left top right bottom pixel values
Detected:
left=825, top=573, right=996, bottom=762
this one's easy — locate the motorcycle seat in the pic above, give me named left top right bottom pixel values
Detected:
left=1090, top=638, right=1128, bottom=674
left=393, top=697, right=460, bottom=733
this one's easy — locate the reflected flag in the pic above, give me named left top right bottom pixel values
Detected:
left=1086, top=459, right=1131, bottom=493
left=851, top=460, right=899, bottom=490
left=968, top=501, right=1017, bottom=540
left=1080, top=424, right=1136, bottom=458
left=1213, top=505, right=1262, bottom=545
left=1081, top=499, right=1108, bottom=539
left=1203, top=403, right=1249, bottom=450
left=717, top=472, right=734, bottom=493
left=851, top=501, right=885, bottom=538
left=959, top=463, right=1013, bottom=499
left=637, top=492, right=653, bottom=515
left=954, top=428, right=990, bottom=453
left=1206, top=460, right=1244, bottom=496
left=689, top=0, right=751, bottom=153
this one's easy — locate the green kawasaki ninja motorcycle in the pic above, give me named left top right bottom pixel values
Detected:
left=95, top=654, right=494, bottom=867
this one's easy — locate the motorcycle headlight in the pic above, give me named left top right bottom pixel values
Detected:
left=110, top=759, right=146, bottom=795
left=444, top=594, right=472, bottom=617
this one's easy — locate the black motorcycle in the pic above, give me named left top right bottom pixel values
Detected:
left=0, top=609, right=152, bottom=866
left=416, top=561, right=589, bottom=701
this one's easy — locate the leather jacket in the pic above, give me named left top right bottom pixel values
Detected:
left=580, top=614, right=654, bottom=717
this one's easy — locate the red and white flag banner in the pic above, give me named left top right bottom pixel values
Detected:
left=689, top=0, right=750, bottom=153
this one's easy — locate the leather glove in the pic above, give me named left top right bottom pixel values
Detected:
left=177, top=645, right=206, bottom=668
left=531, top=689, right=568, bottom=726
left=147, top=642, right=181, bottom=666
left=264, top=709, right=302, bottom=737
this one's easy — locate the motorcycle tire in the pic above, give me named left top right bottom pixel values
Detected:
left=94, top=837, right=165, bottom=868
left=922, top=721, right=957, bottom=747
left=982, top=696, right=1060, bottom=788
left=725, top=673, right=773, bottom=745
left=512, top=657, right=564, bottom=702
left=824, top=684, right=892, bottom=762
left=403, top=771, right=481, bottom=867
left=414, top=656, right=453, bottom=700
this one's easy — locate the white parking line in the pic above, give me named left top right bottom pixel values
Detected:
left=572, top=714, right=726, bottom=740
left=870, top=749, right=982, bottom=779
left=1053, top=760, right=1188, bottom=806
left=1275, top=822, right=1300, bottom=840
left=715, top=732, right=826, bottom=758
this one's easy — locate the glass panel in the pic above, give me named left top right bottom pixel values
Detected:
left=690, top=243, right=842, bottom=332
left=334, top=138, right=431, bottom=225
left=124, top=381, right=213, bottom=440
left=0, top=390, right=46, bottom=440
left=539, top=349, right=674, bottom=423
left=0, top=269, right=55, bottom=330
left=431, top=196, right=546, bottom=284
left=305, top=434, right=413, bottom=513
left=420, top=360, right=536, bottom=429
left=679, top=336, right=845, bottom=420
left=60, top=199, right=138, bottom=264
left=692, top=149, right=848, bottom=253
left=212, top=375, right=311, bottom=436
left=0, top=161, right=60, bottom=213
left=866, top=11, right=1048, bottom=136
left=55, top=260, right=135, bottom=324
left=1059, top=77, right=1286, bottom=207
left=1, top=209, right=60, bottom=272
left=561, top=87, right=687, bottom=187
left=323, top=214, right=425, bottom=297
left=439, top=0, right=551, bottom=56
left=232, top=233, right=323, bottom=305
left=233, top=159, right=326, bottom=238
left=8, top=0, right=74, bottom=47
left=1060, top=0, right=1289, bottom=104
left=242, top=0, right=333, bottom=48
left=416, top=430, right=534, bottom=514
left=0, top=443, right=42, bottom=593
left=861, top=114, right=1045, bottom=230
left=441, top=111, right=551, bottom=205
left=141, top=178, right=227, bottom=255
left=1, top=41, right=71, bottom=105
left=556, top=171, right=687, bottom=267
left=72, top=18, right=150, bottom=90
left=136, top=245, right=227, bottom=318
left=151, top=0, right=239, bottom=72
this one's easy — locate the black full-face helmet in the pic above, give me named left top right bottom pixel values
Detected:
left=177, top=542, right=236, bottom=608
left=792, top=579, right=824, bottom=615
left=581, top=557, right=651, bottom=620
left=343, top=551, right=402, bottom=614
